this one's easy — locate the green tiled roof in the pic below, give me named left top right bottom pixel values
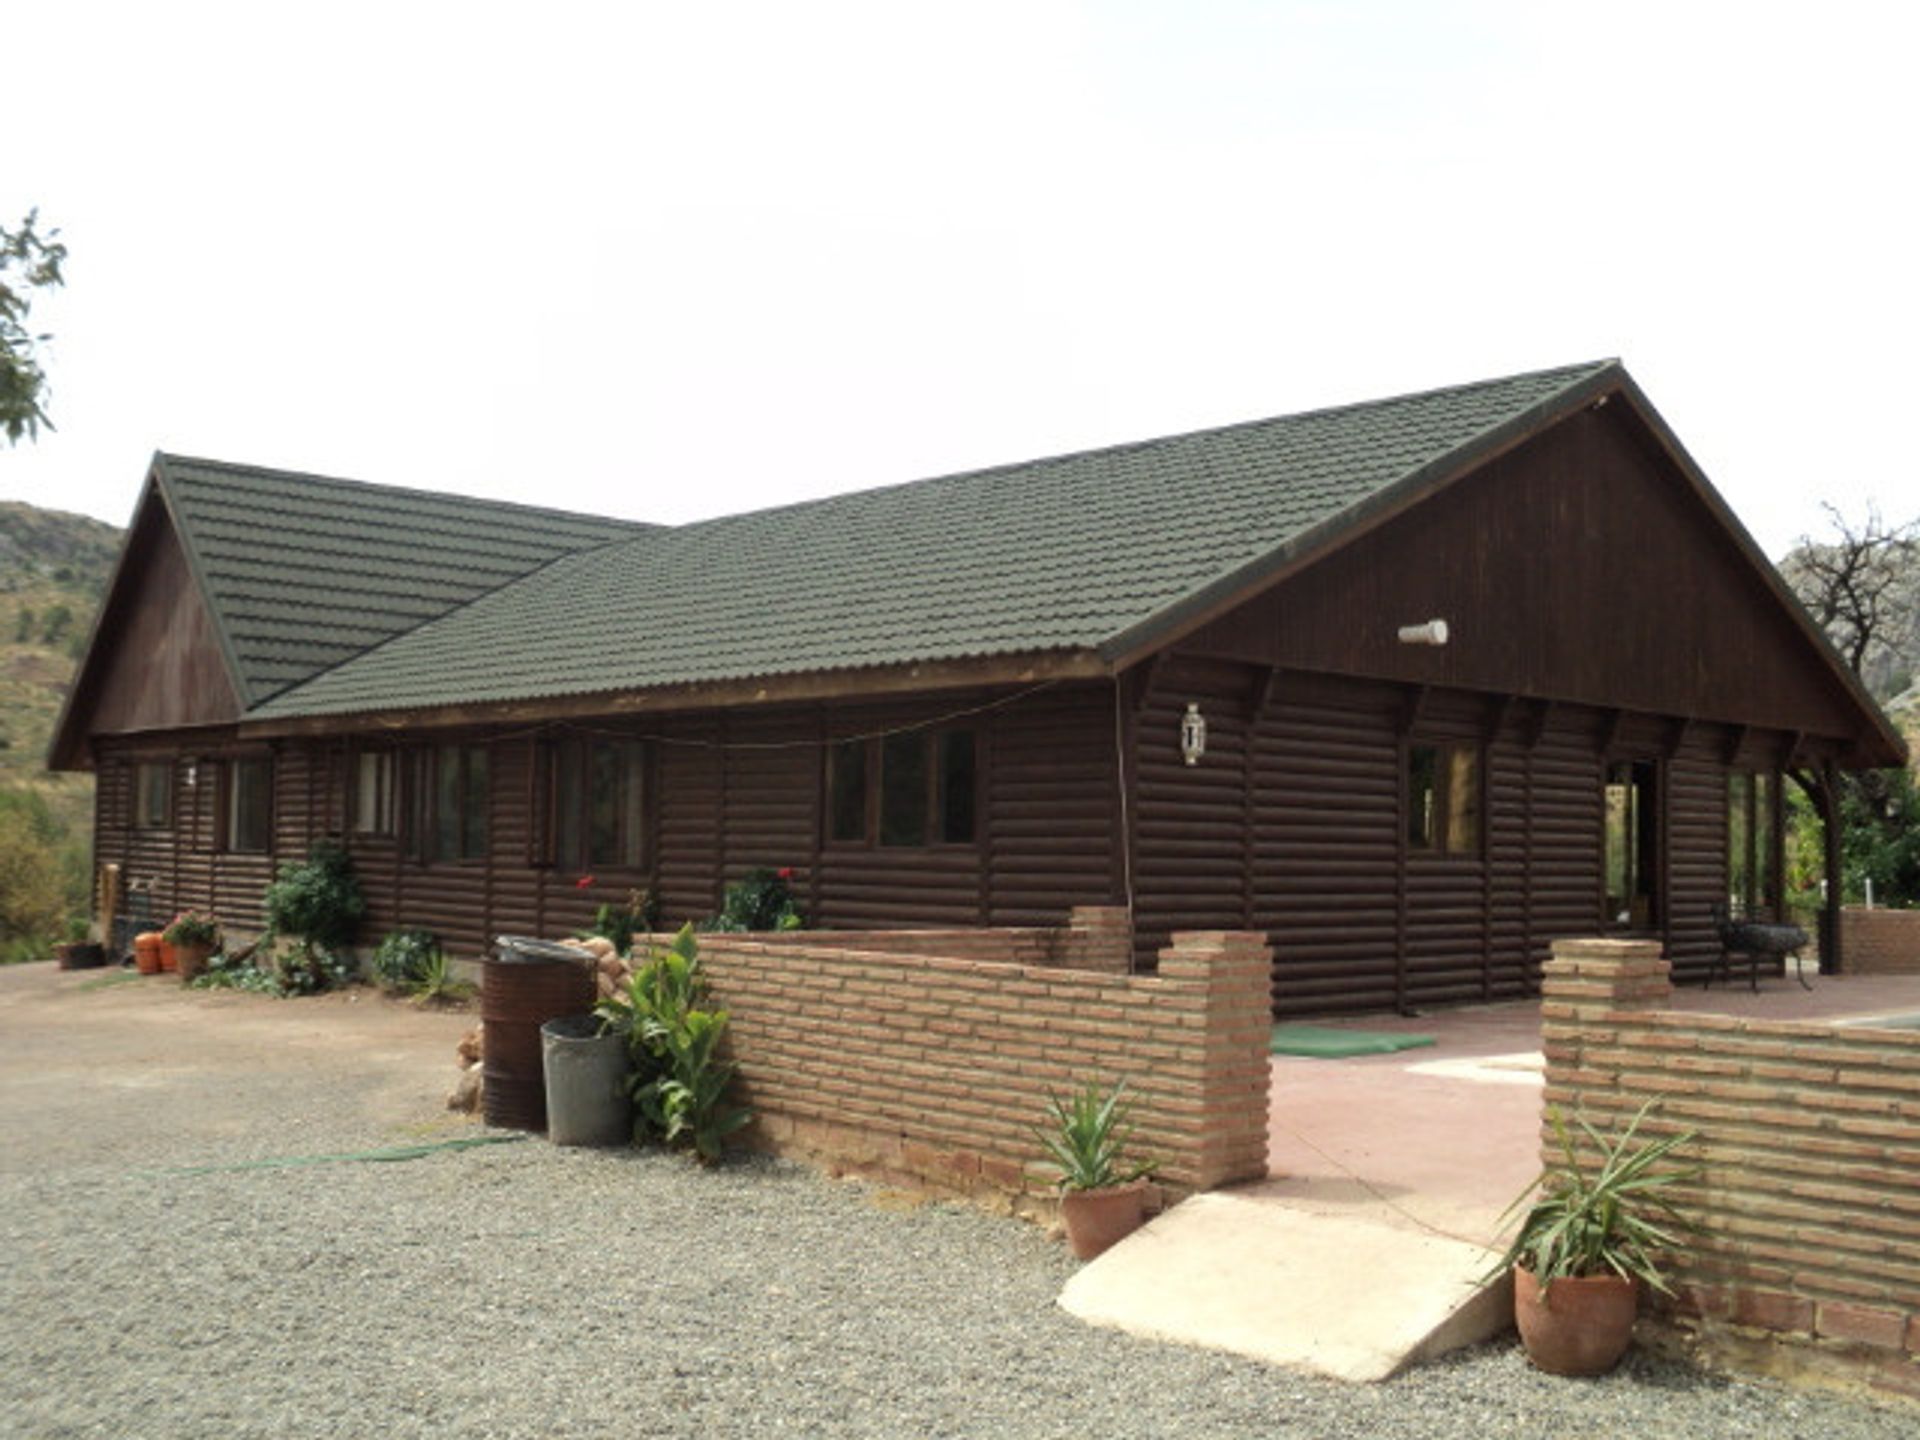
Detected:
left=244, top=360, right=1621, bottom=721
left=154, top=455, right=649, bottom=706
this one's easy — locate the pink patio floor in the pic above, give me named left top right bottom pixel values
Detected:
left=1260, top=971, right=1920, bottom=1252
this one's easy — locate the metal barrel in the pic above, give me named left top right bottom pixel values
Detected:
left=481, top=936, right=594, bottom=1131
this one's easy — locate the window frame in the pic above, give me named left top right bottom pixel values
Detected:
left=224, top=754, right=274, bottom=855
left=825, top=726, right=980, bottom=850
left=134, top=760, right=173, bottom=830
left=1727, top=767, right=1782, bottom=922
left=1403, top=738, right=1483, bottom=860
left=400, top=743, right=490, bottom=865
left=546, top=736, right=649, bottom=872
left=1602, top=755, right=1661, bottom=932
left=351, top=748, right=397, bottom=839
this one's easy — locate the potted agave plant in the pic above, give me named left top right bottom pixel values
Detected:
left=1035, top=1078, right=1157, bottom=1260
left=161, top=910, right=222, bottom=983
left=1487, top=1100, right=1697, bottom=1376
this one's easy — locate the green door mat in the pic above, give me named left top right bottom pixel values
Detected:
left=1270, top=1025, right=1436, bottom=1058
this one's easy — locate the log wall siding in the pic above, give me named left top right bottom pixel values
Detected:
left=91, top=666, right=1785, bottom=1015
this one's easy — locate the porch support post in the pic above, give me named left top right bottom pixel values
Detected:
left=1820, top=759, right=1844, bottom=975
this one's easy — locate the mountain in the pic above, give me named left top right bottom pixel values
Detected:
left=0, top=499, right=120, bottom=882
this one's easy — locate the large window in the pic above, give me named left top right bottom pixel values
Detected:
left=1728, top=769, right=1780, bottom=919
left=1406, top=741, right=1480, bottom=855
left=403, top=745, right=489, bottom=863
left=135, top=761, right=172, bottom=829
left=1604, top=758, right=1659, bottom=929
left=551, top=739, right=647, bottom=870
left=352, top=750, right=396, bottom=837
left=227, top=756, right=273, bottom=854
left=828, top=729, right=977, bottom=847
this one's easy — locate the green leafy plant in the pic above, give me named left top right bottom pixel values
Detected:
left=161, top=909, right=221, bottom=949
left=263, top=841, right=366, bottom=949
left=190, top=949, right=281, bottom=995
left=704, top=867, right=804, bottom=933
left=1486, top=1100, right=1698, bottom=1296
left=1034, top=1078, right=1157, bottom=1192
left=580, top=889, right=660, bottom=956
left=594, top=924, right=750, bottom=1161
left=407, top=945, right=475, bottom=1005
left=371, top=928, right=441, bottom=994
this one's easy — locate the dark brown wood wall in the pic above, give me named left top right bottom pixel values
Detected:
left=1180, top=404, right=1865, bottom=749
left=91, top=684, right=1122, bottom=962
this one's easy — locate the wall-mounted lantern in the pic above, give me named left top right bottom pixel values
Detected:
left=1180, top=703, right=1207, bottom=766
left=1396, top=618, right=1450, bottom=646
left=185, top=761, right=198, bottom=789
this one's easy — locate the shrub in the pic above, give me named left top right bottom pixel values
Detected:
left=705, top=866, right=803, bottom=933
left=371, top=929, right=440, bottom=994
left=263, top=841, right=366, bottom=949
left=595, top=924, right=751, bottom=1161
left=161, top=909, right=221, bottom=949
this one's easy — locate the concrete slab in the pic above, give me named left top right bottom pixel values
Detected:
left=1058, top=1190, right=1511, bottom=1382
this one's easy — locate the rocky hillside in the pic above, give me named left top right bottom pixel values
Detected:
left=0, top=499, right=120, bottom=868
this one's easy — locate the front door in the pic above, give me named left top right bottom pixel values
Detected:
left=1603, top=758, right=1660, bottom=930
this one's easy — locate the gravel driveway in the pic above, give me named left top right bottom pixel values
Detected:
left=0, top=963, right=1908, bottom=1439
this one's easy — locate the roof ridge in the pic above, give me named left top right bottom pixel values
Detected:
left=645, top=358, right=1619, bottom=543
left=155, top=452, right=654, bottom=532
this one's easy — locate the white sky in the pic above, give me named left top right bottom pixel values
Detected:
left=2, top=1, right=1915, bottom=559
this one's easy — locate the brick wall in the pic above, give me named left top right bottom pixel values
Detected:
left=1842, top=907, right=1920, bottom=976
left=693, top=925, right=1271, bottom=1212
left=1542, top=937, right=1920, bottom=1402
left=644, top=906, right=1135, bottom=974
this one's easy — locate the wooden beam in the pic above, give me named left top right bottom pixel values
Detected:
left=1720, top=723, right=1749, bottom=766
left=1663, top=717, right=1692, bottom=760
left=238, top=648, right=1111, bottom=740
left=1598, top=708, right=1625, bottom=755
left=1129, top=653, right=1166, bottom=714
left=1820, top=759, right=1843, bottom=976
left=1523, top=699, right=1554, bottom=752
left=1397, top=684, right=1430, bottom=737
left=1247, top=664, right=1284, bottom=717
left=1485, top=693, right=1519, bottom=744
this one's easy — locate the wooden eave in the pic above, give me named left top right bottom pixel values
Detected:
left=236, top=647, right=1112, bottom=739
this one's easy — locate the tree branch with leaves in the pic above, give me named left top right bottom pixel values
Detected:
left=0, top=209, right=68, bottom=445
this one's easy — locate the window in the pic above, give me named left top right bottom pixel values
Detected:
left=1406, top=741, right=1480, bottom=855
left=1604, top=758, right=1659, bottom=929
left=551, top=739, right=647, bottom=870
left=828, top=728, right=977, bottom=847
left=1727, top=769, right=1779, bottom=919
left=135, top=761, right=172, bottom=829
left=227, top=757, right=272, bottom=854
left=352, top=751, right=396, bottom=837
left=402, top=745, right=489, bottom=862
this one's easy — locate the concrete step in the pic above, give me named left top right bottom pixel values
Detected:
left=1058, top=1189, right=1514, bottom=1382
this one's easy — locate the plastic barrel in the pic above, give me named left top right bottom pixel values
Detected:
left=481, top=936, right=594, bottom=1131
left=541, top=1014, right=632, bottom=1146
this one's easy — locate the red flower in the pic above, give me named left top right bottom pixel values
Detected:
left=575, top=874, right=595, bottom=890
left=777, top=867, right=795, bottom=882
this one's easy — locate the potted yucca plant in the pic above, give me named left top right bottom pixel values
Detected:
left=1035, top=1078, right=1158, bottom=1260
left=1486, top=1100, right=1697, bottom=1376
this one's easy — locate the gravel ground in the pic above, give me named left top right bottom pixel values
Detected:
left=1, top=964, right=1911, bottom=1439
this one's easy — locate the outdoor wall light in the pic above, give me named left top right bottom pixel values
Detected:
left=185, top=762, right=198, bottom=788
left=1396, top=618, right=1450, bottom=646
left=1180, top=703, right=1207, bottom=766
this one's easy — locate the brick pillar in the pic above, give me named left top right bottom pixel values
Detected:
left=1157, top=930, right=1272, bottom=1191
left=1539, top=936, right=1669, bottom=1131
left=1061, top=905, right=1133, bottom=973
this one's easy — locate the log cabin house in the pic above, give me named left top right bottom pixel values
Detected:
left=50, top=360, right=1906, bottom=1015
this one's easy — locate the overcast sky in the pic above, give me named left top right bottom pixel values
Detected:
left=3, top=2, right=1914, bottom=559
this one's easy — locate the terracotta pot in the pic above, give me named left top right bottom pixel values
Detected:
left=159, top=939, right=178, bottom=973
left=1513, top=1265, right=1639, bottom=1376
left=174, top=942, right=214, bottom=982
left=133, top=932, right=165, bottom=976
left=1060, top=1180, right=1150, bottom=1260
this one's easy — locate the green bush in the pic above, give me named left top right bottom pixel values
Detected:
left=371, top=928, right=441, bottom=994
left=595, top=924, right=751, bottom=1161
left=704, top=866, right=803, bottom=933
left=263, top=841, right=366, bottom=948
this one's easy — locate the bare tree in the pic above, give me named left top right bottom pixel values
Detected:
left=1785, top=502, right=1918, bottom=696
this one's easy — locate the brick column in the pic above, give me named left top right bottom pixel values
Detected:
left=1539, top=935, right=1669, bottom=1130
left=1157, top=930, right=1272, bottom=1191
left=1060, top=905, right=1133, bottom=973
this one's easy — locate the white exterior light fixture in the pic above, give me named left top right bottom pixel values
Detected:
left=1397, top=618, right=1450, bottom=646
left=1180, top=703, right=1208, bottom=766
